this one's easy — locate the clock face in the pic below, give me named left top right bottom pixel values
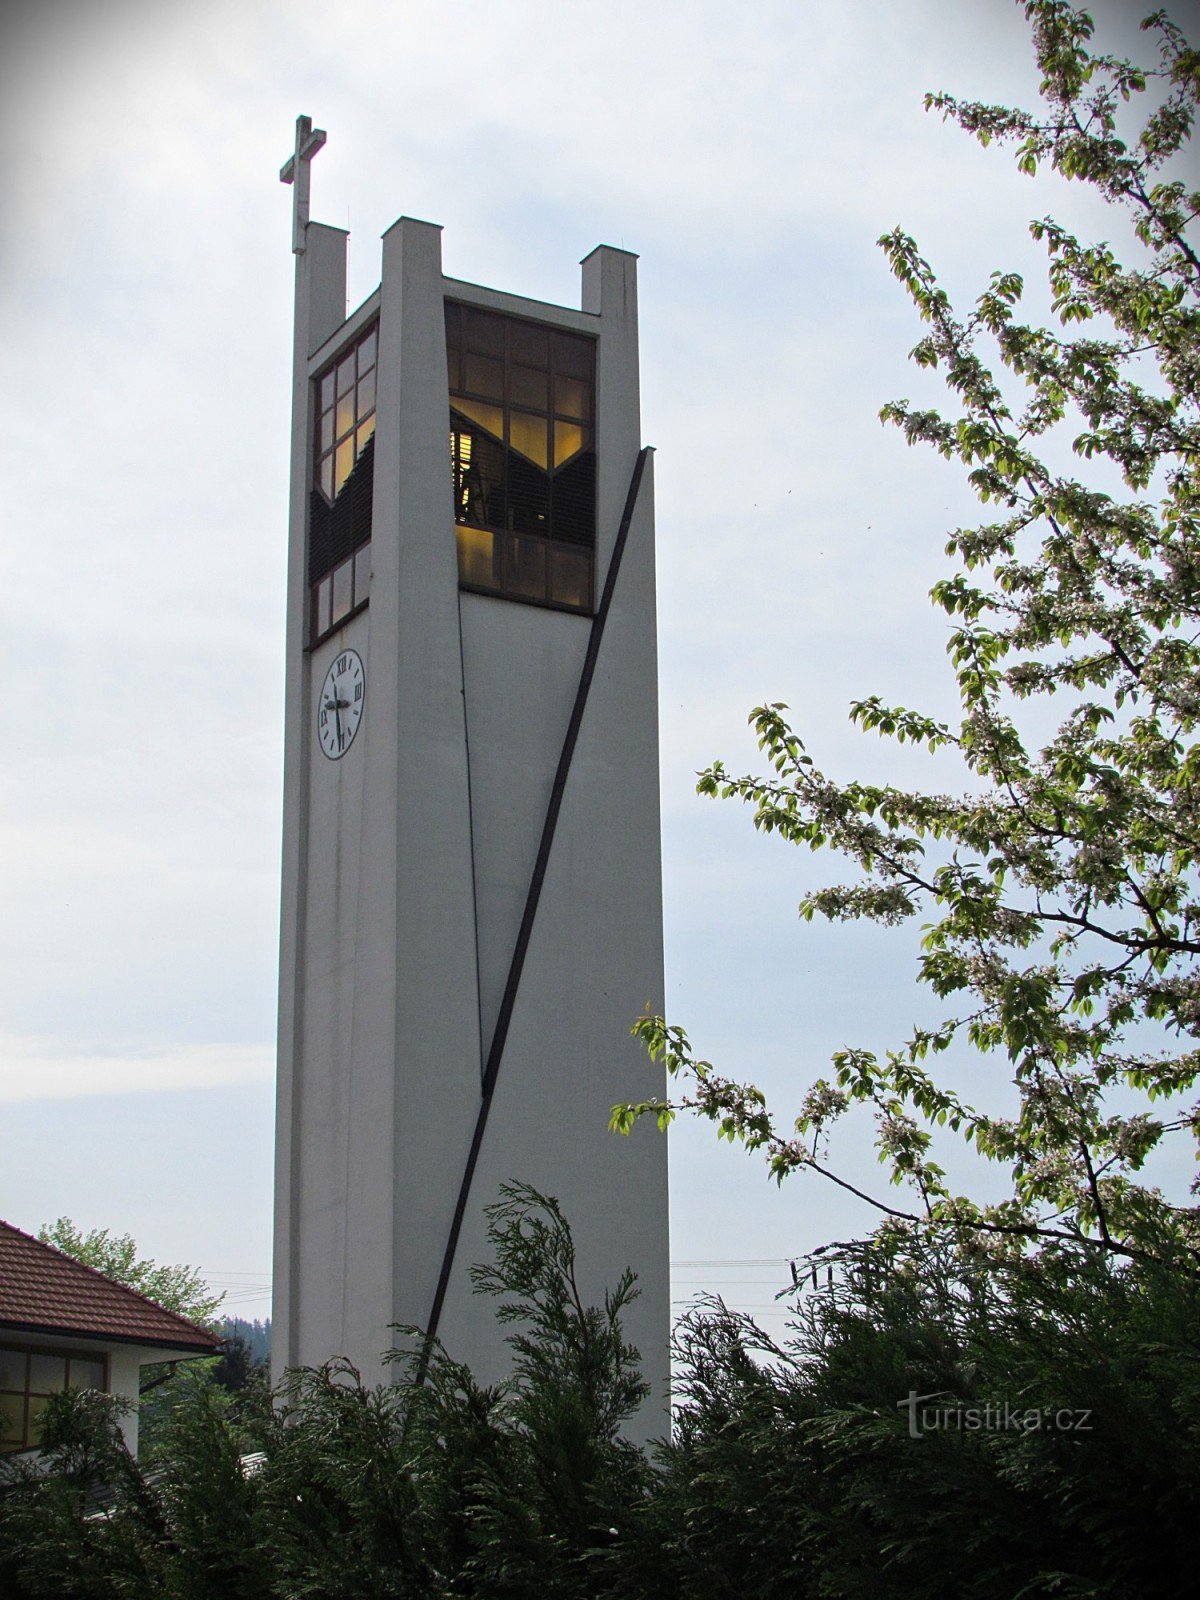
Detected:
left=317, top=649, right=365, bottom=760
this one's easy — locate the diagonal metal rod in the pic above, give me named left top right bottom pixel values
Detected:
left=417, top=447, right=652, bottom=1378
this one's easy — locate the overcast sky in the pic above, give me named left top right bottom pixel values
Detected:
left=2, top=0, right=1193, bottom=1335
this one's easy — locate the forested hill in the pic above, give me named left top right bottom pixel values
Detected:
left=218, top=1317, right=270, bottom=1365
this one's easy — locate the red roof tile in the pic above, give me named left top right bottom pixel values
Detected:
left=0, top=1221, right=220, bottom=1352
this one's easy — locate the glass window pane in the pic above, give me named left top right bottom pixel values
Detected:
left=26, top=1395, right=50, bottom=1446
left=336, top=390, right=355, bottom=441
left=456, top=523, right=497, bottom=589
left=320, top=410, right=335, bottom=453
left=316, top=577, right=331, bottom=637
left=320, top=371, right=335, bottom=410
left=509, top=411, right=549, bottom=468
left=332, top=559, right=353, bottom=624
left=69, top=1358, right=104, bottom=1391
left=553, top=420, right=587, bottom=468
left=510, top=321, right=550, bottom=367
left=464, top=308, right=504, bottom=356
left=0, top=1392, right=24, bottom=1452
left=554, top=374, right=591, bottom=421
left=320, top=457, right=334, bottom=500
left=337, top=355, right=355, bottom=397
left=0, top=1349, right=26, bottom=1390
left=334, top=438, right=355, bottom=496
left=507, top=535, right=547, bottom=600
left=450, top=398, right=503, bottom=441
left=554, top=331, right=593, bottom=378
left=510, top=365, right=548, bottom=412
left=356, top=416, right=376, bottom=455
left=353, top=544, right=371, bottom=603
left=463, top=353, right=503, bottom=401
left=28, top=1354, right=65, bottom=1394
left=358, top=328, right=377, bottom=372
left=357, top=369, right=376, bottom=420
left=549, top=543, right=592, bottom=610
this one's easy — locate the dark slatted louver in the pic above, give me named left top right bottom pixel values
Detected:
left=308, top=435, right=374, bottom=585
left=551, top=450, right=595, bottom=546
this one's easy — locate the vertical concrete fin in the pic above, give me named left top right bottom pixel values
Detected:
left=274, top=217, right=347, bottom=1379
left=376, top=219, right=486, bottom=1343
left=305, top=223, right=349, bottom=352
left=582, top=246, right=640, bottom=583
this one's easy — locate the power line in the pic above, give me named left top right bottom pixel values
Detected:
left=199, top=1256, right=800, bottom=1284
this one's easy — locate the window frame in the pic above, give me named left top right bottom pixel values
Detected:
left=308, top=321, right=379, bottom=650
left=313, top=324, right=378, bottom=508
left=309, top=539, right=371, bottom=645
left=446, top=300, right=597, bottom=615
left=0, top=1341, right=109, bottom=1455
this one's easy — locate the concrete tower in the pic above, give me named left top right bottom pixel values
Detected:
left=272, top=120, right=668, bottom=1431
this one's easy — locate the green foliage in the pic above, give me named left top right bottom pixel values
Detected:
left=449, top=1185, right=656, bottom=1596
left=0, top=1389, right=170, bottom=1599
left=216, top=1319, right=270, bottom=1370
left=37, top=1219, right=223, bottom=1327
left=206, top=1333, right=264, bottom=1396
left=471, top=1183, right=649, bottom=1439
left=36, top=1218, right=239, bottom=1462
left=4, top=1193, right=1198, bottom=1597
left=617, top=1, right=1200, bottom=1270
left=0, top=1188, right=660, bottom=1600
left=656, top=1241, right=1200, bottom=1599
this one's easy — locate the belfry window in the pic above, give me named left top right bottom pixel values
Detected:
left=446, top=302, right=596, bottom=613
left=309, top=323, right=377, bottom=645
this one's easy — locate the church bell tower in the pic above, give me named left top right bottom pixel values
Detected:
left=272, top=119, right=669, bottom=1429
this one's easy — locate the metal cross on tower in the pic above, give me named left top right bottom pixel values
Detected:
left=279, top=115, right=327, bottom=255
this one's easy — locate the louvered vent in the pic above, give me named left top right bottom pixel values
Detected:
left=309, top=436, right=374, bottom=585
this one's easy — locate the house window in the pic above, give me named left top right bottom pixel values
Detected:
left=446, top=302, right=596, bottom=613
left=0, top=1345, right=106, bottom=1453
left=309, top=323, right=377, bottom=646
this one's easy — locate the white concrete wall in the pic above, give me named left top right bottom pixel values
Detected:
left=459, top=597, right=589, bottom=1052
left=108, top=1345, right=142, bottom=1456
left=275, top=221, right=668, bottom=1434
left=442, top=459, right=669, bottom=1430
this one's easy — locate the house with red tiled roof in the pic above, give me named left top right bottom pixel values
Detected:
left=0, top=1220, right=220, bottom=1458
